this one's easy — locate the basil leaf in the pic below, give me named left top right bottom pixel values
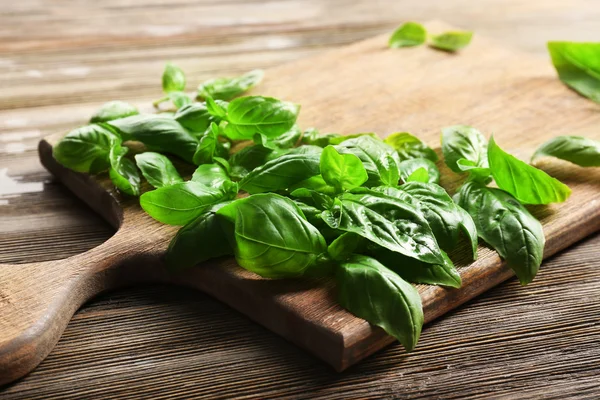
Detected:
left=532, top=135, right=600, bottom=167
left=205, top=96, right=227, bottom=119
left=223, top=96, right=300, bottom=140
left=254, top=124, right=302, bottom=150
left=90, top=101, right=139, bottom=123
left=328, top=133, right=379, bottom=145
left=174, top=102, right=216, bottom=133
left=322, top=191, right=444, bottom=265
left=488, top=137, right=571, bottom=204
left=140, top=181, right=231, bottom=225
left=399, top=158, right=440, bottom=184
left=108, top=145, right=141, bottom=196
left=320, top=146, right=368, bottom=192
left=327, top=232, right=363, bottom=261
left=301, top=129, right=342, bottom=147
left=191, top=163, right=231, bottom=188
left=373, top=247, right=461, bottom=288
left=53, top=124, right=119, bottom=173
left=336, top=136, right=401, bottom=186
left=289, top=175, right=337, bottom=196
left=239, top=153, right=321, bottom=194
left=162, top=63, right=186, bottom=93
left=134, top=152, right=183, bottom=189
left=168, top=91, right=192, bottom=109
left=547, top=42, right=600, bottom=103
left=229, top=144, right=281, bottom=172
left=107, top=115, right=198, bottom=163
left=441, top=125, right=488, bottom=173
left=456, top=159, right=492, bottom=183
left=388, top=22, right=427, bottom=48
left=336, top=255, right=423, bottom=351
left=385, top=132, right=438, bottom=162
left=455, top=182, right=544, bottom=285
left=197, top=69, right=264, bottom=101
left=430, top=31, right=473, bottom=52
left=165, top=203, right=232, bottom=271
left=193, top=122, right=220, bottom=165
left=217, top=193, right=327, bottom=278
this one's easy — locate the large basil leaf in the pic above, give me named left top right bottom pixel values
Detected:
left=372, top=247, right=461, bottom=288
left=53, top=124, right=119, bottom=173
left=429, top=31, right=473, bottom=52
left=108, top=145, right=141, bottom=196
left=197, top=69, right=264, bottom=101
left=191, top=163, right=231, bottom=188
left=290, top=174, right=337, bottom=196
left=388, top=22, right=427, bottom=48
left=140, top=181, right=231, bottom=225
left=327, top=232, right=363, bottom=261
left=217, top=193, right=327, bottom=278
left=107, top=115, right=198, bottom=163
left=398, top=158, right=440, bottom=184
left=162, top=63, right=186, bottom=93
left=134, top=152, right=183, bottom=189
left=455, top=182, right=545, bottom=285
left=547, top=42, right=600, bottom=103
left=229, top=144, right=283, bottom=173
left=320, top=146, right=368, bottom=192
left=488, top=137, right=571, bottom=204
left=90, top=101, right=139, bottom=123
left=336, top=255, right=423, bottom=351
left=384, top=132, right=438, bottom=161
left=532, top=135, right=600, bottom=167
left=165, top=203, right=232, bottom=271
left=174, top=102, right=217, bottom=133
left=322, top=190, right=444, bottom=265
left=223, top=96, right=300, bottom=140
left=336, top=136, right=401, bottom=186
left=193, top=122, right=220, bottom=165
left=441, top=125, right=488, bottom=174
left=239, top=153, right=321, bottom=194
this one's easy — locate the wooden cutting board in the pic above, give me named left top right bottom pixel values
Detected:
left=1, top=22, right=599, bottom=385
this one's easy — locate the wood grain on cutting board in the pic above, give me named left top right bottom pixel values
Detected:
left=1, top=22, right=599, bottom=385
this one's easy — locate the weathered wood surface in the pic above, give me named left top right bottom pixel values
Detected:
left=1, top=1, right=600, bottom=398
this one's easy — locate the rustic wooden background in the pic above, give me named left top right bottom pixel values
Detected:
left=1, top=0, right=599, bottom=398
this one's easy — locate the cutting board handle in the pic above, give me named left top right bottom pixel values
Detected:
left=0, top=226, right=167, bottom=385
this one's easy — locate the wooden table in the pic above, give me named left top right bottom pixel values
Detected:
left=1, top=1, right=599, bottom=398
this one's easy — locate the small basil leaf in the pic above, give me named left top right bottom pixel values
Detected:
left=108, top=145, right=141, bottom=196
left=193, top=122, right=220, bottom=165
left=384, top=132, right=438, bottom=162
left=174, top=103, right=216, bottom=133
left=239, top=153, right=321, bottom=194
left=140, top=181, right=230, bottom=225
left=488, top=137, right=571, bottom=204
left=90, top=101, right=139, bottom=123
left=336, top=136, right=401, bottom=186
left=399, top=158, right=440, bottom=184
left=455, top=182, right=544, bottom=285
left=229, top=144, right=281, bottom=172
left=456, top=158, right=492, bottom=183
left=205, top=96, right=228, bottom=119
left=289, top=175, right=337, bottom=196
left=254, top=124, right=302, bottom=150
left=388, top=22, right=427, bottom=48
left=301, top=129, right=342, bottom=147
left=532, top=135, right=600, bottom=167
left=328, top=133, right=379, bottom=145
left=216, top=193, right=327, bottom=278
left=441, top=125, right=488, bottom=173
left=336, top=255, right=423, bottom=351
left=223, top=96, right=300, bottom=140
left=429, top=31, right=473, bottom=52
left=53, top=124, right=119, bottom=173
left=320, top=145, right=368, bottom=192
left=168, top=91, right=192, bottom=109
left=377, top=154, right=401, bottom=186
left=327, top=232, right=363, bottom=261
left=197, top=69, right=264, bottom=101
left=134, top=152, right=183, bottom=189
left=191, top=163, right=231, bottom=188
left=547, top=42, right=600, bottom=103
left=166, top=203, right=232, bottom=271
left=289, top=187, right=334, bottom=210
left=162, top=63, right=186, bottom=93
left=107, top=115, right=198, bottom=163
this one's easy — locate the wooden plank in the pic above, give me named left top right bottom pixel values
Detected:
left=1, top=21, right=600, bottom=386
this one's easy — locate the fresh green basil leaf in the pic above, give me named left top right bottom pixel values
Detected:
left=399, top=158, right=440, bottom=184
left=140, top=181, right=230, bottom=225
left=289, top=187, right=334, bottom=211
left=441, top=125, right=488, bottom=173
left=90, top=101, right=139, bottom=123
left=285, top=145, right=324, bottom=156
left=217, top=193, right=327, bottom=278
left=108, top=145, right=141, bottom=196
left=53, top=124, right=120, bottom=173
left=107, top=115, right=198, bottom=163
left=337, top=255, right=423, bottom=351
left=191, top=163, right=231, bottom=188
left=488, top=137, right=571, bottom=204
left=174, top=102, right=215, bottom=133
left=320, top=145, right=368, bottom=192
left=455, top=182, right=544, bottom=285
left=388, top=22, right=427, bottom=48
left=162, top=62, right=186, bottom=93
left=239, top=153, right=321, bottom=194
left=385, top=132, right=438, bottom=162
left=197, top=69, right=264, bottom=101
left=328, top=133, right=379, bottom=145
left=134, top=152, right=183, bottom=189
left=301, top=129, right=342, bottom=147
left=223, top=96, right=300, bottom=140
left=456, top=158, right=492, bottom=183
left=532, top=135, right=600, bottom=167
left=336, top=136, right=401, bottom=186
left=289, top=174, right=337, bottom=196
left=372, top=247, right=461, bottom=288
left=166, top=203, right=232, bottom=271
left=230, top=144, right=280, bottom=172
left=547, top=42, right=600, bottom=103
left=254, top=124, right=302, bottom=150
left=322, top=190, right=444, bottom=265
left=327, top=232, right=363, bottom=261
left=253, top=133, right=279, bottom=150
left=430, top=31, right=473, bottom=52
left=193, top=122, right=220, bottom=165
left=169, top=91, right=192, bottom=109
left=205, top=96, right=228, bottom=119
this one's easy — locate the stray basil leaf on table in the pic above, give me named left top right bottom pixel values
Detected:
left=547, top=42, right=600, bottom=103
left=388, top=22, right=427, bottom=48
